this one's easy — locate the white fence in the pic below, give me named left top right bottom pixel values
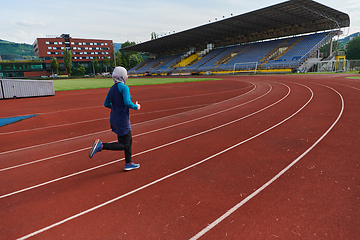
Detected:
left=0, top=79, right=55, bottom=99
left=316, top=59, right=360, bottom=72
left=316, top=60, right=349, bottom=72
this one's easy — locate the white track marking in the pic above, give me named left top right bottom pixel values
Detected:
left=17, top=82, right=313, bottom=240
left=0, top=129, right=110, bottom=156
left=0, top=84, right=256, bottom=156
left=0, top=104, right=208, bottom=136
left=189, top=83, right=343, bottom=240
left=0, top=83, right=261, bottom=171
left=0, top=83, right=285, bottom=199
left=0, top=118, right=108, bottom=136
left=143, top=87, right=253, bottom=102
left=1, top=86, right=248, bottom=135
left=3, top=85, right=248, bottom=118
left=329, top=82, right=360, bottom=91
left=0, top=148, right=89, bottom=172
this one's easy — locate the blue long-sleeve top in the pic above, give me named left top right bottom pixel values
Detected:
left=104, top=83, right=138, bottom=136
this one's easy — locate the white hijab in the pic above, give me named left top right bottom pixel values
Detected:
left=112, top=66, right=127, bottom=84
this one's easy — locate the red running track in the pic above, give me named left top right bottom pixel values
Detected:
left=0, top=75, right=359, bottom=239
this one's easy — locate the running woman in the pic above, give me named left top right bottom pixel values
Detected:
left=89, top=66, right=141, bottom=171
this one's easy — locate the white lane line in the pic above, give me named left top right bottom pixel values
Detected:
left=1, top=83, right=280, bottom=198
left=0, top=84, right=256, bottom=156
left=0, top=129, right=110, bottom=156
left=329, top=82, right=360, bottom=91
left=1, top=85, right=249, bottom=135
left=0, top=83, right=260, bottom=172
left=189, top=83, right=343, bottom=240
left=3, top=85, right=248, bottom=118
left=0, top=104, right=208, bottom=136
left=144, top=86, right=253, bottom=102
left=0, top=118, right=109, bottom=136
left=17, top=82, right=308, bottom=240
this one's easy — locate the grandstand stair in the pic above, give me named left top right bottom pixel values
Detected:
left=214, top=45, right=249, bottom=68
left=274, top=37, right=304, bottom=61
left=175, top=53, right=200, bottom=67
left=259, top=37, right=304, bottom=68
left=188, top=56, right=202, bottom=67
left=150, top=61, right=163, bottom=70
left=259, top=39, right=288, bottom=62
left=134, top=61, right=147, bottom=71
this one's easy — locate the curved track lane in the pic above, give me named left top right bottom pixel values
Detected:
left=0, top=76, right=358, bottom=239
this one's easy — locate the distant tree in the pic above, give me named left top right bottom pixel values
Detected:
left=51, top=57, right=59, bottom=74
left=110, top=50, right=121, bottom=68
left=346, top=36, right=360, bottom=60
left=119, top=41, right=145, bottom=70
left=120, top=41, right=136, bottom=69
left=103, top=55, right=110, bottom=72
left=129, top=54, right=142, bottom=69
left=63, top=48, right=72, bottom=75
left=320, top=40, right=339, bottom=57
left=151, top=32, right=158, bottom=40
left=92, top=57, right=100, bottom=74
left=77, top=65, right=86, bottom=76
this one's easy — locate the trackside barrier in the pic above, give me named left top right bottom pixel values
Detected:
left=0, top=79, right=55, bottom=99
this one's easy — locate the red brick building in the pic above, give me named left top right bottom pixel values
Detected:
left=33, top=34, right=114, bottom=75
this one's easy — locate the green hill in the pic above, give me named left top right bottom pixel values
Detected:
left=338, top=32, right=359, bottom=48
left=0, top=39, right=37, bottom=60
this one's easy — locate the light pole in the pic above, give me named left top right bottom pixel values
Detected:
left=113, top=43, right=116, bottom=68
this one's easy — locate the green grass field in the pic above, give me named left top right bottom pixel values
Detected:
left=52, top=77, right=221, bottom=91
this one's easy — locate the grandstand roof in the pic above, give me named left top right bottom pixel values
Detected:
left=122, top=0, right=350, bottom=55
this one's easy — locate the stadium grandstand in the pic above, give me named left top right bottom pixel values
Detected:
left=123, top=0, right=350, bottom=75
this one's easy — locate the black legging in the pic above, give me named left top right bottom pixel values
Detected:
left=102, top=131, right=132, bottom=163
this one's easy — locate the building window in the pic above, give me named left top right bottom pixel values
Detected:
left=47, top=52, right=51, bottom=54
left=105, top=43, right=108, bottom=45
left=46, top=41, right=50, bottom=44
left=48, top=47, right=52, bottom=49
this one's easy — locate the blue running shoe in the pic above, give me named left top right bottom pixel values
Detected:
left=89, top=139, right=103, bottom=158
left=124, top=162, right=140, bottom=171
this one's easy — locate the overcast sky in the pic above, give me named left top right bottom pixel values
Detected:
left=1, top=0, right=359, bottom=45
